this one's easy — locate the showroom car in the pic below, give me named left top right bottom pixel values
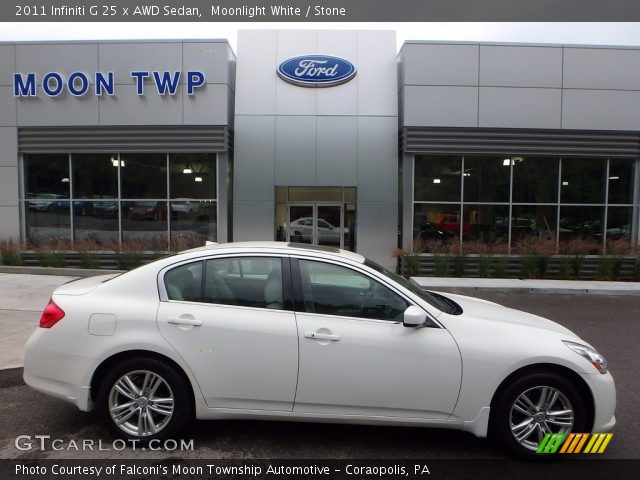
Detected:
left=23, top=242, right=615, bottom=458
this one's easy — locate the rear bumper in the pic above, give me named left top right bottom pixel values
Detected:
left=23, top=330, right=96, bottom=412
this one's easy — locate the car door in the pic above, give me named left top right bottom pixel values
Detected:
left=292, top=258, right=462, bottom=419
left=157, top=256, right=299, bottom=411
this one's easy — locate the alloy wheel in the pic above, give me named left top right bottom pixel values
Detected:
left=108, top=370, right=175, bottom=437
left=509, top=385, right=575, bottom=451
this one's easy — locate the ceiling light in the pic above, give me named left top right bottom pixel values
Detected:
left=562, top=181, right=569, bottom=186
left=609, top=176, right=619, bottom=180
left=183, top=166, right=193, bottom=174
left=432, top=178, right=441, bottom=184
left=195, top=176, right=203, bottom=182
left=111, top=158, right=124, bottom=167
left=60, top=177, right=69, bottom=183
left=502, top=158, right=511, bottom=166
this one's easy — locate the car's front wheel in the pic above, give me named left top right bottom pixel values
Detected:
left=491, top=372, right=588, bottom=458
left=98, top=358, right=192, bottom=443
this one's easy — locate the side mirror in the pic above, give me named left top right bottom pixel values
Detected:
left=403, top=305, right=427, bottom=328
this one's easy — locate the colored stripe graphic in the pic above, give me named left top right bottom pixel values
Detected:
left=537, top=433, right=613, bottom=454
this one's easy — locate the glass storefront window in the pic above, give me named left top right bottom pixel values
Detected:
left=512, top=157, right=559, bottom=204
left=74, top=201, right=119, bottom=247
left=170, top=200, right=217, bottom=249
left=72, top=153, right=118, bottom=199
left=170, top=153, right=216, bottom=199
left=24, top=200, right=71, bottom=247
left=463, top=156, right=511, bottom=203
left=607, top=159, right=635, bottom=205
left=413, top=203, right=461, bottom=247
left=120, top=153, right=167, bottom=199
left=462, top=205, right=510, bottom=242
left=559, top=206, right=604, bottom=242
left=24, top=154, right=70, bottom=199
left=510, top=205, right=557, bottom=243
left=414, top=155, right=461, bottom=202
left=606, top=207, right=633, bottom=242
left=560, top=158, right=606, bottom=204
left=121, top=201, right=168, bottom=249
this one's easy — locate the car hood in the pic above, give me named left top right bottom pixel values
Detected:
left=431, top=291, right=577, bottom=338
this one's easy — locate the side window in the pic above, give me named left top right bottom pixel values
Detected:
left=298, top=260, right=409, bottom=321
left=164, top=262, right=203, bottom=302
left=205, top=257, right=284, bottom=310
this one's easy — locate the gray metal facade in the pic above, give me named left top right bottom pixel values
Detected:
left=398, top=41, right=640, bottom=249
left=0, top=39, right=235, bottom=243
left=233, top=30, right=399, bottom=267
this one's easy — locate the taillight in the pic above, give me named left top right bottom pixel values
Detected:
left=39, top=299, right=65, bottom=328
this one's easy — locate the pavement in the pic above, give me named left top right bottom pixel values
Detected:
left=0, top=271, right=639, bottom=370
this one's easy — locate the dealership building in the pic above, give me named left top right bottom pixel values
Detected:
left=1, top=31, right=639, bottom=267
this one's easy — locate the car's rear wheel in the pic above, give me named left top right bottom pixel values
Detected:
left=98, top=358, right=192, bottom=443
left=491, top=372, right=587, bottom=458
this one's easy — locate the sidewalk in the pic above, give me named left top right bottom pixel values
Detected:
left=1, top=272, right=639, bottom=370
left=412, top=277, right=640, bottom=295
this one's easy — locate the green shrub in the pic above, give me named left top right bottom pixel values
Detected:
left=478, top=256, right=492, bottom=278
left=491, top=257, right=508, bottom=278
left=0, top=238, right=22, bottom=266
left=434, top=254, right=450, bottom=277
left=521, top=254, right=547, bottom=279
left=451, top=255, right=466, bottom=277
left=597, top=256, right=622, bottom=281
left=38, top=252, right=66, bottom=268
left=403, top=254, right=420, bottom=278
left=79, top=252, right=100, bottom=269
left=118, top=252, right=144, bottom=270
left=559, top=255, right=584, bottom=280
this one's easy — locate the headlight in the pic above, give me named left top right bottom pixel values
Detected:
left=563, top=340, right=608, bottom=374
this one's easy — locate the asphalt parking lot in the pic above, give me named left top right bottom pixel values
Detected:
left=0, top=291, right=638, bottom=460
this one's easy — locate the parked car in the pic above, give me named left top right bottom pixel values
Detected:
left=23, top=242, right=615, bottom=458
left=288, top=217, right=348, bottom=245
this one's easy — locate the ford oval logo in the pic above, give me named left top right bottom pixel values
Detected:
left=277, top=55, right=357, bottom=88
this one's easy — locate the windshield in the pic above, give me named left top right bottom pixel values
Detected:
left=364, top=259, right=461, bottom=315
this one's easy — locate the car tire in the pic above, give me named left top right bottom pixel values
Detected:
left=97, top=357, right=192, bottom=444
left=490, top=372, right=588, bottom=459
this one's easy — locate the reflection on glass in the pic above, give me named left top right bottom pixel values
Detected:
left=462, top=205, right=510, bottom=241
left=316, top=205, right=343, bottom=247
left=24, top=154, right=70, bottom=199
left=606, top=207, right=632, bottom=241
left=463, top=156, right=511, bottom=203
left=512, top=157, right=558, bottom=204
left=288, top=205, right=314, bottom=243
left=510, top=205, right=557, bottom=243
left=24, top=200, right=71, bottom=246
left=414, top=155, right=462, bottom=202
left=120, top=153, right=167, bottom=199
left=560, top=158, right=606, bottom=204
left=121, top=201, right=168, bottom=249
left=607, top=159, right=635, bottom=205
left=170, top=153, right=216, bottom=199
left=170, top=201, right=217, bottom=249
left=345, top=203, right=356, bottom=252
left=559, top=206, right=604, bottom=242
left=74, top=201, right=119, bottom=247
left=72, top=153, right=118, bottom=199
left=413, top=204, right=461, bottom=246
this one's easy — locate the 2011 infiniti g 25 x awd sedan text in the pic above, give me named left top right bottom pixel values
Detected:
left=23, top=242, right=616, bottom=458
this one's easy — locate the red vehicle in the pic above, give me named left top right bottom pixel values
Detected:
left=436, top=211, right=472, bottom=235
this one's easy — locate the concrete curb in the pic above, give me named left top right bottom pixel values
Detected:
left=0, top=266, right=124, bottom=277
left=412, top=277, right=640, bottom=295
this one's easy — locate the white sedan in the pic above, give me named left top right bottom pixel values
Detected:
left=23, top=242, right=615, bottom=458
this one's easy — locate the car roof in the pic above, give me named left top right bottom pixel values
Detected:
left=177, top=241, right=366, bottom=264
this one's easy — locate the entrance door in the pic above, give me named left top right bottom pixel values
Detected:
left=288, top=203, right=344, bottom=248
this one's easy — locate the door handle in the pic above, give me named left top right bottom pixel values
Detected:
left=168, top=317, right=203, bottom=326
left=305, top=332, right=340, bottom=341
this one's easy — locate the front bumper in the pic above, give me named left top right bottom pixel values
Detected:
left=581, top=371, right=616, bottom=432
